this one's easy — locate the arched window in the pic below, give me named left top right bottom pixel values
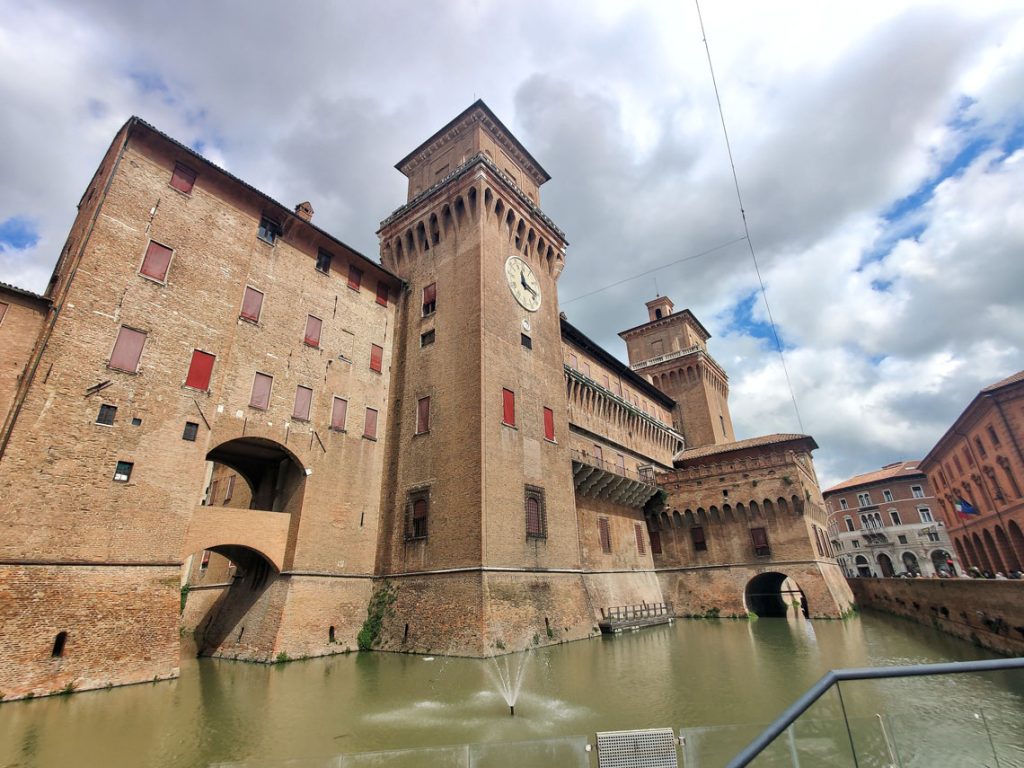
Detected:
left=52, top=631, right=68, bottom=658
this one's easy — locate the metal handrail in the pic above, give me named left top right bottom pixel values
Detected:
left=726, top=656, right=1024, bottom=768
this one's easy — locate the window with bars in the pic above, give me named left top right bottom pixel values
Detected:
left=304, top=315, right=322, bottom=347
left=96, top=404, right=117, bottom=425
left=525, top=486, right=546, bottom=539
left=691, top=526, right=707, bottom=552
left=634, top=523, right=646, bottom=554
left=293, top=385, right=313, bottom=421
left=363, top=407, right=378, bottom=439
left=543, top=407, right=555, bottom=441
left=649, top=530, right=662, bottom=555
left=416, top=396, right=430, bottom=434
left=185, top=350, right=215, bottom=391
left=109, top=326, right=147, bottom=373
left=170, top=163, right=197, bottom=194
left=240, top=286, right=264, bottom=323
left=750, top=527, right=770, bottom=556
left=422, top=282, right=436, bottom=315
left=250, top=372, right=273, bottom=410
left=348, top=265, right=362, bottom=291
left=407, top=493, right=428, bottom=539
left=598, top=517, right=611, bottom=553
left=376, top=282, right=389, bottom=307
left=315, top=249, right=332, bottom=274
left=502, top=388, right=516, bottom=426
left=139, top=241, right=173, bottom=282
left=331, top=397, right=348, bottom=431
left=370, top=344, right=383, bottom=373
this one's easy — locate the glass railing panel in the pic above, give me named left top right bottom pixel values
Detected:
left=682, top=723, right=794, bottom=767
left=883, top=710, right=1008, bottom=768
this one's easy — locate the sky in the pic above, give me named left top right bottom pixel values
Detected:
left=0, top=0, right=1022, bottom=487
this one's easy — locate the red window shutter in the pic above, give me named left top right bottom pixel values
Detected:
left=331, top=397, right=348, bottom=431
left=348, top=265, right=363, bottom=290
left=241, top=287, right=264, bottom=322
left=170, top=163, right=197, bottom=194
left=364, top=407, right=378, bottom=438
left=598, top=517, right=611, bottom=553
left=0, top=302, right=8, bottom=324
left=370, top=344, right=383, bottom=373
left=376, top=282, right=389, bottom=307
left=635, top=523, right=646, bottom=554
left=109, top=326, right=147, bottom=372
left=250, top=372, right=273, bottom=409
left=502, top=388, right=516, bottom=426
left=293, top=385, right=313, bottom=420
left=543, top=407, right=554, bottom=441
left=140, top=241, right=173, bottom=281
left=422, top=282, right=437, bottom=312
left=304, top=315, right=322, bottom=347
left=416, top=396, right=430, bottom=434
left=185, top=350, right=215, bottom=390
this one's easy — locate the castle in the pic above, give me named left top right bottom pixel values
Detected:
left=0, top=102, right=853, bottom=700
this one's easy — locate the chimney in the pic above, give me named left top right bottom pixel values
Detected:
left=294, top=201, right=314, bottom=222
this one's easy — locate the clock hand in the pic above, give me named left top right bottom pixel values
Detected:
left=520, top=271, right=537, bottom=296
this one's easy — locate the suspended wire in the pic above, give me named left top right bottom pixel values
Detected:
left=694, top=0, right=805, bottom=433
left=560, top=235, right=747, bottom=305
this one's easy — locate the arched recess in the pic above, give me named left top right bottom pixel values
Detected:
left=205, top=437, right=306, bottom=514
left=931, top=549, right=956, bottom=576
left=854, top=555, right=872, bottom=577
left=982, top=529, right=1005, bottom=573
left=672, top=510, right=683, bottom=528
left=745, top=572, right=807, bottom=618
left=994, top=525, right=1021, bottom=572
left=877, top=553, right=895, bottom=578
left=954, top=539, right=969, bottom=572
left=1009, top=521, right=1024, bottom=570
left=901, top=551, right=920, bottom=576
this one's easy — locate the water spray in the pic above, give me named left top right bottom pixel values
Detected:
left=509, top=704, right=515, bottom=717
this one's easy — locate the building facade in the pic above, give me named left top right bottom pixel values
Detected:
left=0, top=102, right=852, bottom=700
left=920, top=372, right=1024, bottom=577
left=823, top=461, right=960, bottom=578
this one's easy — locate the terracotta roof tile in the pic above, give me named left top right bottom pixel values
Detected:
left=981, top=369, right=1024, bottom=393
left=675, top=433, right=813, bottom=462
left=823, top=460, right=924, bottom=494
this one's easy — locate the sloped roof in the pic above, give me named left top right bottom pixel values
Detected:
left=674, top=433, right=815, bottom=463
left=982, top=370, right=1024, bottom=393
left=0, top=280, right=47, bottom=302
left=823, top=460, right=924, bottom=495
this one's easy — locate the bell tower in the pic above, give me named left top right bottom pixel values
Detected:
left=375, top=101, right=594, bottom=655
left=619, top=297, right=734, bottom=449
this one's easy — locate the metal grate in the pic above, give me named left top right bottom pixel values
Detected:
left=596, top=728, right=678, bottom=768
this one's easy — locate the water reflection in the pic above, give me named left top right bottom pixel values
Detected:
left=2, top=612, right=1022, bottom=767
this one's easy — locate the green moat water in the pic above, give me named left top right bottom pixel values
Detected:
left=3, top=612, right=1022, bottom=767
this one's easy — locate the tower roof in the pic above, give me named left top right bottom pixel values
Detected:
left=618, top=307, right=712, bottom=342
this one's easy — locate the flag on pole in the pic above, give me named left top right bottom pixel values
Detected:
left=955, top=497, right=979, bottom=518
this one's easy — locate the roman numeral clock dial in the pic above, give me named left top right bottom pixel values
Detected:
left=505, top=255, right=542, bottom=312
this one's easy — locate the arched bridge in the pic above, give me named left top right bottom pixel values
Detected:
left=182, top=506, right=291, bottom=572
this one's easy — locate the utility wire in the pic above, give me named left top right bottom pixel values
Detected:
left=561, top=235, right=747, bottom=305
left=694, top=0, right=805, bottom=433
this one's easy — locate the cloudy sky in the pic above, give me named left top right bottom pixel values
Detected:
left=1, top=0, right=1022, bottom=486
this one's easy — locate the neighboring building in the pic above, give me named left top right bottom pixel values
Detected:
left=823, top=461, right=960, bottom=578
left=0, top=102, right=852, bottom=701
left=920, top=371, right=1024, bottom=576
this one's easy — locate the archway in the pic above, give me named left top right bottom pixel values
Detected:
left=854, top=555, right=871, bottom=577
left=205, top=437, right=306, bottom=514
left=931, top=549, right=956, bottom=576
left=877, top=553, right=895, bottom=578
left=994, top=526, right=1020, bottom=572
left=982, top=529, right=1005, bottom=574
left=971, top=533, right=992, bottom=573
left=745, top=572, right=807, bottom=618
left=901, top=552, right=920, bottom=576
left=1009, top=521, right=1024, bottom=572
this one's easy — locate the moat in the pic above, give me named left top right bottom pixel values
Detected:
left=3, top=612, right=1022, bottom=767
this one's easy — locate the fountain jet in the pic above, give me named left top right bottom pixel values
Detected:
left=510, top=704, right=515, bottom=717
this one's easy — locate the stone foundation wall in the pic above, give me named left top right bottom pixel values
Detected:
left=848, top=577, right=1024, bottom=656
left=0, top=565, right=179, bottom=701
left=274, top=575, right=374, bottom=657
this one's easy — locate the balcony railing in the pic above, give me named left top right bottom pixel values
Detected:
left=570, top=449, right=660, bottom=508
left=629, top=344, right=701, bottom=372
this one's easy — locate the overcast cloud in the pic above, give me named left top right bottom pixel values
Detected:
left=1, top=0, right=1021, bottom=486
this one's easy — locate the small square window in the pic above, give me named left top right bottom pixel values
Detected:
left=911, top=485, right=924, bottom=499
left=898, top=534, right=908, bottom=544
left=257, top=217, right=281, bottom=245
left=348, top=265, right=363, bottom=291
left=113, top=461, right=133, bottom=482
left=240, top=286, right=264, bottom=323
left=139, top=241, right=173, bottom=282
left=521, top=333, right=532, bottom=349
left=315, top=249, right=332, bottom=274
left=96, top=404, right=117, bottom=425
left=170, top=163, right=197, bottom=194
left=421, top=329, right=435, bottom=347
left=304, top=315, right=322, bottom=347
left=182, top=422, right=199, bottom=441
left=131, top=417, right=142, bottom=426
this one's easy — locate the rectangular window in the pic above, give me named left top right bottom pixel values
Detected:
left=224, top=475, right=235, bottom=502
left=200, top=550, right=211, bottom=570
left=304, top=315, right=322, bottom=347
left=543, top=407, right=555, bottom=441
left=890, top=510, right=901, bottom=526
left=422, top=282, right=436, bottom=315
left=502, top=388, right=516, bottom=426
left=852, top=540, right=860, bottom=548
left=315, top=249, right=332, bottom=274
left=170, top=163, right=197, bottom=194
left=582, top=362, right=591, bottom=378
left=293, top=385, right=313, bottom=421
left=919, top=506, right=933, bottom=523
left=257, top=217, right=281, bottom=245
left=139, top=241, right=173, bottom=282
left=593, top=444, right=604, bottom=464
left=953, top=455, right=963, bottom=472
left=839, top=498, right=848, bottom=510
left=857, top=492, right=871, bottom=507
left=96, top=404, right=117, bottom=425
left=602, top=374, right=610, bottom=389
left=408, top=494, right=428, bottom=539
left=370, top=344, right=383, bottom=373
left=649, top=530, right=662, bottom=555
left=363, top=407, right=378, bottom=439
left=616, top=453, right=626, bottom=475
left=331, top=397, right=348, bottom=431
left=525, top=486, right=546, bottom=538
left=987, top=425, right=1001, bottom=446
left=184, top=349, right=215, bottom=391
left=568, top=353, right=577, bottom=369
left=348, top=265, right=363, bottom=291
left=113, top=460, right=133, bottom=482
left=376, top=282, right=389, bottom=307
left=911, top=485, right=924, bottom=499
left=240, top=286, right=264, bottom=322
left=751, top=527, right=770, bottom=556
left=613, top=381, right=622, bottom=397
left=416, top=396, right=430, bottom=434
left=250, top=372, right=273, bottom=410
left=109, top=326, right=147, bottom=373
left=692, top=526, right=707, bottom=551
left=421, top=329, right=435, bottom=347
left=634, top=522, right=646, bottom=555
left=844, top=516, right=854, bottom=532
left=975, top=436, right=987, bottom=458
left=521, top=333, right=532, bottom=349
left=182, top=421, right=199, bottom=441
left=964, top=447, right=974, bottom=466
left=882, top=489, right=894, bottom=502
left=598, top=517, right=611, bottom=553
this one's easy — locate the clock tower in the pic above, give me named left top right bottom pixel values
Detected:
left=375, top=102, right=595, bottom=655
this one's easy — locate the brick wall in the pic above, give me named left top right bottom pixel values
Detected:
left=0, top=289, right=47, bottom=432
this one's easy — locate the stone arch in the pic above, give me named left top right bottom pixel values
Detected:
left=428, top=213, right=440, bottom=245
left=404, top=229, right=415, bottom=257
left=901, top=551, right=921, bottom=576
left=749, top=500, right=760, bottom=519
left=660, top=511, right=670, bottom=529
left=995, top=525, right=1021, bottom=572
left=708, top=505, right=721, bottom=523
left=454, top=196, right=467, bottom=226
left=982, top=528, right=1006, bottom=573
left=442, top=204, right=454, bottom=233
left=776, top=497, right=789, bottom=515
left=672, top=510, right=683, bottom=528
left=745, top=572, right=807, bottom=618
left=515, top=219, right=526, bottom=251
left=762, top=499, right=775, bottom=519
left=505, top=209, right=516, bottom=237
left=735, top=502, right=747, bottom=520
left=684, top=510, right=695, bottom=526
left=722, top=503, right=734, bottom=522
left=854, top=555, right=872, bottom=577
left=1009, top=521, right=1024, bottom=571
left=877, top=552, right=895, bottom=577
left=791, top=495, right=802, bottom=515
left=930, top=548, right=956, bottom=576
left=467, top=186, right=478, bottom=218
left=954, top=538, right=969, bottom=572
left=204, top=437, right=306, bottom=514
left=483, top=187, right=493, bottom=211
left=696, top=508, right=708, bottom=524
left=393, top=237, right=404, bottom=265
left=526, top=228, right=536, bottom=257
left=416, top=221, right=429, bottom=251
left=967, top=534, right=987, bottom=571
left=494, top=198, right=505, bottom=220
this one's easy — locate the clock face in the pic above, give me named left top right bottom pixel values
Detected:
left=504, top=256, right=542, bottom=312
